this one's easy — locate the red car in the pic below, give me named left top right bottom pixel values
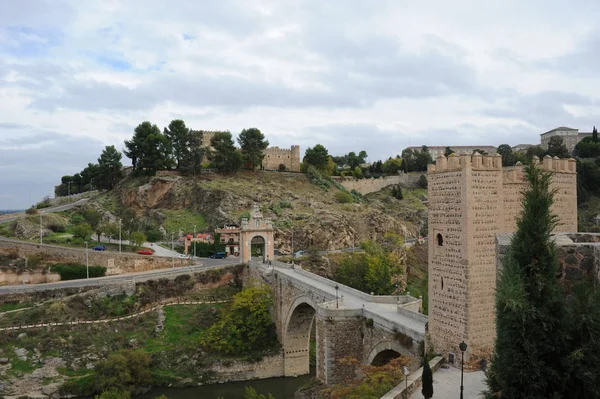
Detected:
left=137, top=249, right=153, bottom=255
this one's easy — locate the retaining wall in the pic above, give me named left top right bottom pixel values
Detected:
left=333, top=173, right=423, bottom=195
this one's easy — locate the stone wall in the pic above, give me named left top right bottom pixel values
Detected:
left=0, top=270, right=60, bottom=285
left=428, top=153, right=577, bottom=363
left=0, top=238, right=174, bottom=277
left=262, top=145, right=301, bottom=172
left=333, top=173, right=423, bottom=195
left=208, top=353, right=285, bottom=382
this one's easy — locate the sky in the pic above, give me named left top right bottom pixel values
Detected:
left=1, top=0, right=600, bottom=209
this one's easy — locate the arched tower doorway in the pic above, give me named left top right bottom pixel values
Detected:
left=284, top=301, right=316, bottom=377
left=240, top=203, right=274, bottom=263
left=251, top=235, right=266, bottom=260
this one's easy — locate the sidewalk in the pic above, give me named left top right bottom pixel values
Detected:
left=409, top=366, right=486, bottom=399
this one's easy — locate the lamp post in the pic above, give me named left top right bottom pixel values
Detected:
left=402, top=366, right=410, bottom=399
left=193, top=224, right=196, bottom=258
left=85, top=241, right=89, bottom=279
left=118, top=219, right=122, bottom=253
left=171, top=232, right=174, bottom=268
left=39, top=212, right=43, bottom=244
left=335, top=284, right=339, bottom=308
left=291, top=229, right=294, bottom=264
left=459, top=341, right=467, bottom=399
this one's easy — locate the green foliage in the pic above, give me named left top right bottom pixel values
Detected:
left=352, top=166, right=363, bottom=179
left=270, top=203, right=283, bottom=216
left=303, top=144, right=330, bottom=172
left=130, top=231, right=147, bottom=247
left=444, top=146, right=454, bottom=157
left=83, top=208, right=101, bottom=229
left=238, top=128, right=269, bottom=170
left=72, top=222, right=92, bottom=240
left=278, top=201, right=292, bottom=209
left=335, top=239, right=403, bottom=295
left=97, top=145, right=124, bottom=190
left=53, top=263, right=106, bottom=280
left=306, top=165, right=332, bottom=191
left=163, top=119, right=190, bottom=170
left=244, top=386, right=275, bottom=399
left=547, top=135, right=571, bottom=158
left=417, top=174, right=428, bottom=189
left=497, top=143, right=517, bottom=166
left=421, top=360, right=433, bottom=399
left=575, top=136, right=600, bottom=158
left=25, top=206, right=38, bottom=215
left=94, top=350, right=152, bottom=393
left=144, top=226, right=163, bottom=242
left=36, top=196, right=52, bottom=209
left=382, top=156, right=402, bottom=175
left=391, top=185, right=403, bottom=200
left=201, top=285, right=277, bottom=356
left=124, top=121, right=173, bottom=175
left=334, top=191, right=353, bottom=203
left=210, top=132, right=243, bottom=172
left=401, top=146, right=432, bottom=172
left=486, top=164, right=568, bottom=398
left=179, top=130, right=204, bottom=176
left=95, top=388, right=132, bottom=399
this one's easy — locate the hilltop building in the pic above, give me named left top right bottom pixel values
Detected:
left=199, top=131, right=301, bottom=172
left=427, top=153, right=577, bottom=364
left=540, top=126, right=593, bottom=153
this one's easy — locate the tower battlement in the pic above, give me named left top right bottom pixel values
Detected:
left=427, top=154, right=577, bottom=364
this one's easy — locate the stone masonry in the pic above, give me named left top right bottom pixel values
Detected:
left=427, top=153, right=577, bottom=363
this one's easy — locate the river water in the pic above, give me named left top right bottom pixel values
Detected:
left=133, top=371, right=314, bottom=399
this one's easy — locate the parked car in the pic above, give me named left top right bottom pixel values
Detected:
left=293, top=250, right=306, bottom=258
left=92, top=245, right=106, bottom=251
left=137, top=249, right=153, bottom=255
left=209, top=252, right=227, bottom=259
left=178, top=254, right=190, bottom=259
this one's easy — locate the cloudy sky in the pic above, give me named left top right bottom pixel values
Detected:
left=1, top=0, right=599, bottom=209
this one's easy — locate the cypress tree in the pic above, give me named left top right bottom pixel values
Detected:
left=593, top=126, right=598, bottom=143
left=421, top=360, right=433, bottom=399
left=485, top=163, right=567, bottom=399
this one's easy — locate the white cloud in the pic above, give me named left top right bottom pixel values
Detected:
left=1, top=0, right=600, bottom=208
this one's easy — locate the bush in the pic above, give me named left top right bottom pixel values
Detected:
left=145, top=227, right=163, bottom=243
left=270, top=204, right=283, bottom=217
left=95, top=350, right=152, bottom=393
left=278, top=201, right=293, bottom=209
left=306, top=166, right=332, bottom=191
left=25, top=206, right=38, bottom=215
left=72, top=222, right=92, bottom=240
left=391, top=185, right=403, bottom=200
left=95, top=389, right=132, bottom=399
left=418, top=174, right=428, bottom=189
left=52, top=263, right=106, bottom=280
left=334, top=191, right=353, bottom=203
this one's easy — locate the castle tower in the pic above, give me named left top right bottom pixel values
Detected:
left=427, top=153, right=577, bottom=363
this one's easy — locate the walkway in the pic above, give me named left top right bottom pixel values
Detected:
left=0, top=198, right=90, bottom=224
left=269, top=262, right=426, bottom=341
left=408, top=367, right=486, bottom=399
left=0, top=299, right=230, bottom=331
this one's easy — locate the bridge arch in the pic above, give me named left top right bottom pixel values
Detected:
left=283, top=295, right=317, bottom=377
left=367, top=340, right=411, bottom=366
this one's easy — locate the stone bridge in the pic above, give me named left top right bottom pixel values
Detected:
left=249, top=261, right=427, bottom=385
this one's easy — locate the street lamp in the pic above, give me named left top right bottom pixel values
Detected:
left=118, top=219, right=122, bottom=253
left=402, top=366, right=410, bottom=399
left=459, top=341, right=468, bottom=399
left=193, top=224, right=196, bottom=258
left=171, top=232, right=174, bottom=268
left=39, top=212, right=43, bottom=244
left=85, top=241, right=89, bottom=279
left=335, top=284, right=339, bottom=308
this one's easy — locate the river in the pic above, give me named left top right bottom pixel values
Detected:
left=131, top=370, right=314, bottom=399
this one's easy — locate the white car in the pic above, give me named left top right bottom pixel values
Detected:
left=178, top=254, right=191, bottom=259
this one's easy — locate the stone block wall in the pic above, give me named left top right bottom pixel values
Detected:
left=209, top=353, right=285, bottom=382
left=262, top=145, right=301, bottom=172
left=0, top=238, right=173, bottom=277
left=333, top=173, right=423, bottom=195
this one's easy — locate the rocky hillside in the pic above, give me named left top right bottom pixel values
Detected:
left=110, top=171, right=427, bottom=253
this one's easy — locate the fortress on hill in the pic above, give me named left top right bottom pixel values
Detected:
left=200, top=131, right=301, bottom=172
left=427, top=153, right=577, bottom=364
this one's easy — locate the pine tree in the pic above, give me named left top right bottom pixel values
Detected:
left=97, top=145, right=123, bottom=190
left=421, top=360, right=433, bottom=399
left=210, top=132, right=242, bottom=172
left=238, top=128, right=269, bottom=170
left=485, top=163, right=567, bottom=399
left=593, top=126, right=598, bottom=143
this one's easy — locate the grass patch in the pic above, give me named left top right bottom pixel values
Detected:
left=161, top=209, right=208, bottom=234
left=0, top=302, right=32, bottom=312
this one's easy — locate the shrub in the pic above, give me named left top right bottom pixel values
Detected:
left=306, top=166, right=332, bottom=191
left=278, top=201, right=293, bottom=209
left=53, top=263, right=106, bottom=280
left=25, top=206, right=38, bottom=215
left=95, top=389, right=132, bottom=399
left=95, top=350, right=152, bottom=394
left=144, top=227, right=163, bottom=243
left=418, top=174, right=428, bottom=189
left=270, top=204, right=283, bottom=217
left=72, top=223, right=92, bottom=240
left=391, top=185, right=403, bottom=200
left=365, top=318, right=374, bottom=328
left=334, top=191, right=353, bottom=203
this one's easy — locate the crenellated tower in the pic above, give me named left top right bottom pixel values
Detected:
left=427, top=153, right=577, bottom=364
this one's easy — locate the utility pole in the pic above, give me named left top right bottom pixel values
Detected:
left=85, top=241, right=89, bottom=279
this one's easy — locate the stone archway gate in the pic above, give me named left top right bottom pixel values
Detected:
left=239, top=204, right=274, bottom=263
left=249, top=260, right=427, bottom=385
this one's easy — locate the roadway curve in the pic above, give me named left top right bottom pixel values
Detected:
left=0, top=198, right=90, bottom=224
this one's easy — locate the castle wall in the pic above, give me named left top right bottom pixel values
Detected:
left=333, top=173, right=423, bottom=195
left=428, top=154, right=577, bottom=363
left=262, top=146, right=301, bottom=172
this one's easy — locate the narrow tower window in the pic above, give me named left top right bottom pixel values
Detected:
left=436, top=233, right=444, bottom=247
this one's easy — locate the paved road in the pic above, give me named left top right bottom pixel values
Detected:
left=0, top=258, right=240, bottom=293
left=0, top=198, right=89, bottom=224
left=409, top=366, right=486, bottom=399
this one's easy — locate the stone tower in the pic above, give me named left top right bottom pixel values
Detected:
left=427, top=153, right=577, bottom=363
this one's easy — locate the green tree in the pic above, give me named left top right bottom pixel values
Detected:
left=94, top=350, right=152, bottom=393
left=179, top=130, right=204, bottom=176
left=574, top=136, right=600, bottom=158
left=130, top=232, right=147, bottom=247
left=244, top=387, right=275, bottom=399
left=401, top=148, right=417, bottom=172
left=97, top=145, right=123, bottom=190
left=417, top=174, right=428, bottom=189
left=421, top=360, right=433, bottom=399
left=303, top=144, right=330, bottom=172
left=414, top=146, right=433, bottom=171
left=547, top=135, right=570, bottom=158
left=95, top=389, right=131, bottom=399
left=163, top=119, right=189, bottom=170
left=210, top=132, right=243, bottom=172
left=382, top=157, right=402, bottom=175
left=444, top=146, right=454, bottom=156
left=352, top=166, right=363, bottom=179
left=238, top=128, right=269, bottom=170
left=497, top=144, right=516, bottom=166
left=72, top=223, right=92, bottom=240
left=485, top=164, right=568, bottom=399
left=124, top=122, right=172, bottom=175
left=593, top=126, right=598, bottom=143
left=201, top=285, right=276, bottom=355
left=391, top=185, right=403, bottom=200
left=83, top=208, right=101, bottom=230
